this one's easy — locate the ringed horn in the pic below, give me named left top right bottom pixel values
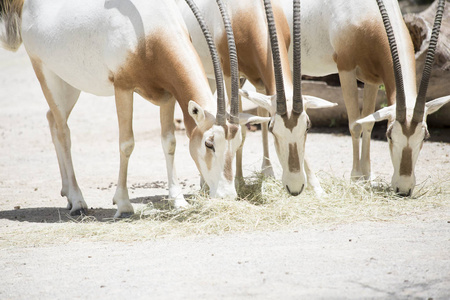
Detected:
left=413, top=0, right=445, bottom=123
left=263, top=0, right=304, bottom=115
left=375, top=0, right=445, bottom=123
left=263, top=0, right=287, bottom=115
left=292, top=0, right=303, bottom=114
left=216, top=0, right=240, bottom=124
left=184, top=0, right=240, bottom=125
left=184, top=0, right=227, bottom=125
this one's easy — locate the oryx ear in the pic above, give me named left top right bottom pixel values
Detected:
left=238, top=113, right=271, bottom=125
left=356, top=105, right=395, bottom=125
left=425, top=95, right=450, bottom=116
left=239, top=89, right=275, bottom=114
left=303, top=95, right=338, bottom=110
left=188, top=100, right=206, bottom=126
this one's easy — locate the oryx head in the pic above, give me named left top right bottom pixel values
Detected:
left=240, top=0, right=335, bottom=195
left=185, top=0, right=269, bottom=197
left=357, top=0, right=449, bottom=196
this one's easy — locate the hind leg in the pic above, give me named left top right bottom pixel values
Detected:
left=31, top=59, right=86, bottom=215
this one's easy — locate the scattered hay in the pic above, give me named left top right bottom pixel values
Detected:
left=2, top=173, right=449, bottom=248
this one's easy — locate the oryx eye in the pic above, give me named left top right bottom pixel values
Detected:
left=205, top=139, right=215, bottom=152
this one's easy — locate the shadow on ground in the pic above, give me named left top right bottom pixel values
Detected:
left=0, top=194, right=195, bottom=223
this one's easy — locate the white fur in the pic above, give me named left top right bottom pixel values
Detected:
left=280, top=0, right=449, bottom=195
left=0, top=0, right=249, bottom=217
left=188, top=101, right=242, bottom=198
left=178, top=0, right=335, bottom=196
left=281, top=0, right=417, bottom=96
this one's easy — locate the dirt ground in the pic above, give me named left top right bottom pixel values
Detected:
left=1, top=47, right=449, bottom=299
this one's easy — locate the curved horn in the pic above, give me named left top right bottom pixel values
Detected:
left=263, top=0, right=287, bottom=115
left=185, top=0, right=226, bottom=125
left=376, top=0, right=407, bottom=123
left=413, top=0, right=445, bottom=123
left=216, top=0, right=239, bottom=124
left=292, top=0, right=302, bottom=114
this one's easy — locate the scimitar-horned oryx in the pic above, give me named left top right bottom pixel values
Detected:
left=178, top=0, right=336, bottom=196
left=280, top=0, right=449, bottom=195
left=0, top=0, right=262, bottom=217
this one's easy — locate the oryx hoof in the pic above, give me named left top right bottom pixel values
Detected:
left=70, top=207, right=87, bottom=216
left=261, top=165, right=275, bottom=178
left=172, top=198, right=189, bottom=210
left=114, top=211, right=134, bottom=219
left=313, top=186, right=325, bottom=198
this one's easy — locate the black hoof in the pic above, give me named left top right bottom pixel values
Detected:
left=70, top=208, right=87, bottom=216
left=395, top=188, right=412, bottom=197
left=115, top=212, right=134, bottom=219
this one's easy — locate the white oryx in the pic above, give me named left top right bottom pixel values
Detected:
left=0, top=0, right=259, bottom=217
left=279, top=0, right=449, bottom=196
left=178, top=0, right=336, bottom=196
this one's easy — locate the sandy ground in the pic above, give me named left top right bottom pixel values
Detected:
left=1, top=47, right=449, bottom=299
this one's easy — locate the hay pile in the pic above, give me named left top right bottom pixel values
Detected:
left=2, top=173, right=449, bottom=247
left=133, top=173, right=449, bottom=233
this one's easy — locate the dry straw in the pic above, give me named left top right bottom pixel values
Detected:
left=2, top=173, right=449, bottom=248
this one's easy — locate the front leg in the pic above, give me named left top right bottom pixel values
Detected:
left=160, top=98, right=189, bottom=209
left=257, top=88, right=274, bottom=177
left=113, top=88, right=135, bottom=218
left=360, top=83, right=379, bottom=181
left=225, top=76, right=246, bottom=189
left=338, top=70, right=363, bottom=180
left=304, top=157, right=324, bottom=197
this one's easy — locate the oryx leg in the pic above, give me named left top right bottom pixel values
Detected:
left=235, top=91, right=246, bottom=187
left=160, top=97, right=188, bottom=208
left=257, top=87, right=274, bottom=177
left=304, top=157, right=324, bottom=197
left=31, top=59, right=86, bottom=215
left=338, top=69, right=363, bottom=180
left=113, top=89, right=135, bottom=218
left=360, top=83, right=378, bottom=180
left=198, top=78, right=217, bottom=192
left=224, top=76, right=246, bottom=188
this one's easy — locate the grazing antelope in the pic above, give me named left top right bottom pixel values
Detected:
left=280, top=0, right=449, bottom=195
left=0, top=0, right=256, bottom=217
left=177, top=0, right=336, bottom=196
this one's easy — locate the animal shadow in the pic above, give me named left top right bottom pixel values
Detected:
left=0, top=194, right=195, bottom=223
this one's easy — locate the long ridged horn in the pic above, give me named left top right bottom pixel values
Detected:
left=185, top=0, right=226, bottom=125
left=376, top=0, right=407, bottom=123
left=216, top=0, right=239, bottom=124
left=292, top=0, right=302, bottom=114
left=413, top=0, right=445, bottom=123
left=263, top=0, right=287, bottom=115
